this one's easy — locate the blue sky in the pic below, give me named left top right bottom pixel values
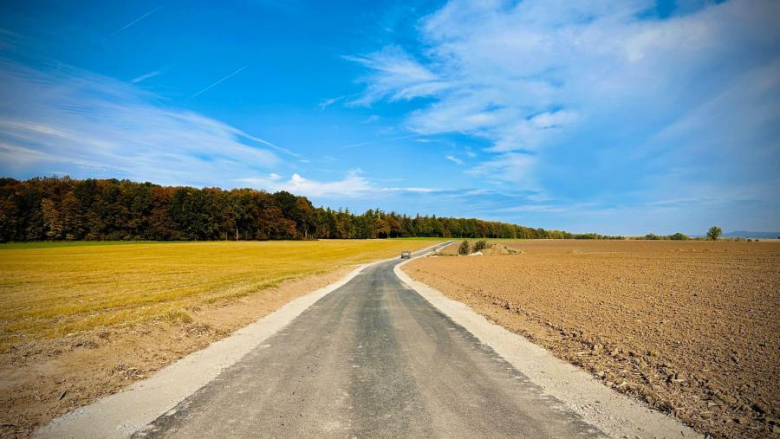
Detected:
left=0, top=0, right=778, bottom=235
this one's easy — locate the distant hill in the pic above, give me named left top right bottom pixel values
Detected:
left=723, top=231, right=780, bottom=239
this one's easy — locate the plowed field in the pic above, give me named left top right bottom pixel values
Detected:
left=404, top=240, right=780, bottom=439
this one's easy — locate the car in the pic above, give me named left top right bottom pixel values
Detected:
left=400, top=250, right=411, bottom=259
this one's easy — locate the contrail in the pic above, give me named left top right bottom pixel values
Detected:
left=240, top=132, right=303, bottom=159
left=341, top=133, right=424, bottom=149
left=191, top=66, right=247, bottom=98
left=105, top=6, right=162, bottom=40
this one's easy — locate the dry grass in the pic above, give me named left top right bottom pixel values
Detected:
left=0, top=239, right=437, bottom=351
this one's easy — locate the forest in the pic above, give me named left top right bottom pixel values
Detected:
left=0, top=177, right=621, bottom=242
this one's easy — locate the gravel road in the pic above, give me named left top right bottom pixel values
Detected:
left=134, top=245, right=603, bottom=438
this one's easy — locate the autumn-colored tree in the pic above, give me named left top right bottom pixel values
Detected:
left=41, top=198, right=63, bottom=239
left=0, top=177, right=622, bottom=242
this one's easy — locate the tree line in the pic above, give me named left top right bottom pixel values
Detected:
left=0, top=177, right=622, bottom=242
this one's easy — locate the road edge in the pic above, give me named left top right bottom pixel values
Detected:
left=34, top=242, right=445, bottom=439
left=394, top=259, right=703, bottom=439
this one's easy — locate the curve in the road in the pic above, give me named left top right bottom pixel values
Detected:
left=134, top=245, right=604, bottom=439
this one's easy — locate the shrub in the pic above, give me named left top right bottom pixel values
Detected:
left=706, top=226, right=722, bottom=241
left=645, top=233, right=661, bottom=240
left=670, top=232, right=689, bottom=241
left=474, top=240, right=488, bottom=252
left=458, top=239, right=471, bottom=255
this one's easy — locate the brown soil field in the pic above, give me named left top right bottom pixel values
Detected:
left=404, top=240, right=780, bottom=439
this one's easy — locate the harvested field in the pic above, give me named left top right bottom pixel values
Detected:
left=0, top=239, right=439, bottom=438
left=404, top=240, right=780, bottom=439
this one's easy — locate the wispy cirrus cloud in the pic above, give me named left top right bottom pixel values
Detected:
left=445, top=154, right=463, bottom=165
left=467, top=153, right=537, bottom=187
left=345, top=46, right=451, bottom=106
left=347, top=0, right=780, bottom=230
left=130, top=69, right=162, bottom=84
left=0, top=57, right=436, bottom=204
left=318, top=96, right=344, bottom=109
left=0, top=58, right=284, bottom=187
left=351, top=0, right=779, bottom=155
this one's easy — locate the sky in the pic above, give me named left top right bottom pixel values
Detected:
left=0, top=0, right=778, bottom=235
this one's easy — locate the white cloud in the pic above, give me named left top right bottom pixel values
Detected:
left=500, top=202, right=598, bottom=214
left=0, top=141, right=55, bottom=165
left=529, top=111, right=578, bottom=129
left=237, top=171, right=373, bottom=198
left=345, top=46, right=451, bottom=106
left=349, top=0, right=780, bottom=193
left=467, top=153, right=537, bottom=187
left=0, top=59, right=288, bottom=187
left=319, top=96, right=344, bottom=109
left=445, top=154, right=463, bottom=165
left=383, top=187, right=436, bottom=193
left=237, top=171, right=437, bottom=198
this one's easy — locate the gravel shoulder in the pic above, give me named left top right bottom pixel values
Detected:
left=403, top=240, right=780, bottom=439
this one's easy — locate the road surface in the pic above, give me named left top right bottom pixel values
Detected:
left=135, top=245, right=603, bottom=438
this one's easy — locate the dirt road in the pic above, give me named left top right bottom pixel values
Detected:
left=115, top=244, right=602, bottom=438
left=38, top=244, right=698, bottom=439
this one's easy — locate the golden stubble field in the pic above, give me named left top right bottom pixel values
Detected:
left=0, top=239, right=439, bottom=438
left=405, top=240, right=780, bottom=439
